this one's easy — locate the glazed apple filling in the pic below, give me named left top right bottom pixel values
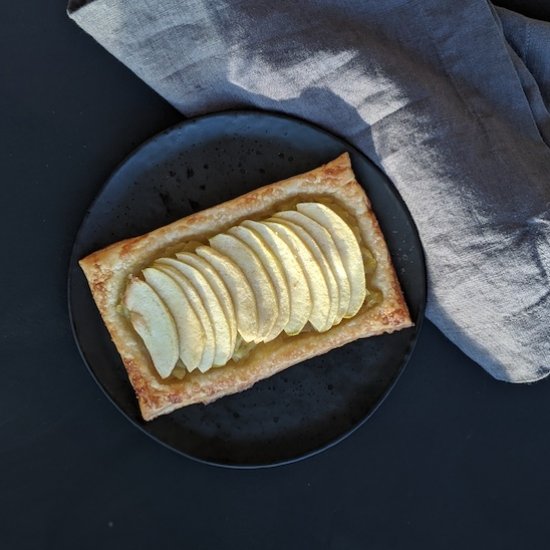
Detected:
left=122, top=202, right=379, bottom=379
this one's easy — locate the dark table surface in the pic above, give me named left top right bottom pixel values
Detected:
left=3, top=1, right=550, bottom=549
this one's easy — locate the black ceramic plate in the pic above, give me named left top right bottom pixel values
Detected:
left=68, top=110, right=426, bottom=468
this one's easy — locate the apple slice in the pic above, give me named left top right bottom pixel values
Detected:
left=141, top=267, right=205, bottom=373
left=151, top=264, right=215, bottom=373
left=123, top=275, right=179, bottom=378
left=272, top=210, right=350, bottom=323
left=269, top=217, right=339, bottom=330
left=241, top=220, right=311, bottom=335
left=263, top=220, right=332, bottom=332
left=195, top=245, right=259, bottom=343
left=175, top=251, right=237, bottom=352
left=155, top=257, right=233, bottom=366
left=296, top=203, right=367, bottom=316
left=228, top=225, right=290, bottom=342
left=209, top=233, right=278, bottom=343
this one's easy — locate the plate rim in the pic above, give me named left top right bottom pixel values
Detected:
left=67, top=108, right=427, bottom=469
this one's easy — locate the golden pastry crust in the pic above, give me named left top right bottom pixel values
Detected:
left=79, top=153, right=413, bottom=420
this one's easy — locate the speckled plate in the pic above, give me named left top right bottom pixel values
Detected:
left=68, top=110, right=426, bottom=468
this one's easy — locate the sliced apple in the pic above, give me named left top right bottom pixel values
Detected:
left=263, top=220, right=332, bottom=332
left=175, top=251, right=237, bottom=351
left=296, top=203, right=367, bottom=316
left=241, top=220, right=311, bottom=335
left=123, top=275, right=179, bottom=378
left=151, top=264, right=215, bottom=373
left=141, top=267, right=205, bottom=373
left=195, top=245, right=259, bottom=343
left=269, top=216, right=339, bottom=330
left=272, top=210, right=351, bottom=323
left=209, top=233, right=278, bottom=343
left=228, top=225, right=290, bottom=342
left=155, top=257, right=233, bottom=366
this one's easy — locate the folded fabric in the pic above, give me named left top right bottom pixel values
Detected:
left=68, top=0, right=550, bottom=383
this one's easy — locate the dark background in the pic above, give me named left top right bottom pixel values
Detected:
left=2, top=1, right=549, bottom=548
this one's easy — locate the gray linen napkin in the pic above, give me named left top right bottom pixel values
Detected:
left=67, top=0, right=550, bottom=383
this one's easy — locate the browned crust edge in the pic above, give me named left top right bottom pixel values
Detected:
left=79, top=153, right=412, bottom=420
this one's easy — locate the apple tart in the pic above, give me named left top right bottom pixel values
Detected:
left=80, top=153, right=412, bottom=420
